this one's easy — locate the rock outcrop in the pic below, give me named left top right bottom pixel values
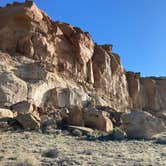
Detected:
left=127, top=72, right=166, bottom=125
left=0, top=1, right=130, bottom=112
left=0, top=1, right=166, bottom=135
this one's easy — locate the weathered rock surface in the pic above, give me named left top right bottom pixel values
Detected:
left=0, top=1, right=130, bottom=113
left=127, top=72, right=166, bottom=124
left=0, top=72, right=27, bottom=107
left=11, top=101, right=41, bottom=129
left=16, top=113, right=40, bottom=129
left=68, top=125, right=94, bottom=135
left=0, top=108, right=14, bottom=120
left=121, top=111, right=166, bottom=139
left=0, top=1, right=166, bottom=134
left=83, top=108, right=113, bottom=132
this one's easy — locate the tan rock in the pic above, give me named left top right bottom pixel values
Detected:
left=11, top=101, right=40, bottom=129
left=126, top=72, right=142, bottom=110
left=11, top=101, right=40, bottom=119
left=0, top=1, right=166, bottom=133
left=68, top=125, right=94, bottom=135
left=0, top=108, right=13, bottom=119
left=140, top=77, right=166, bottom=111
left=92, top=44, right=130, bottom=112
left=48, top=87, right=90, bottom=108
left=83, top=108, right=113, bottom=132
left=68, top=106, right=84, bottom=126
left=11, top=101, right=34, bottom=115
left=121, top=111, right=166, bottom=139
left=0, top=72, right=27, bottom=107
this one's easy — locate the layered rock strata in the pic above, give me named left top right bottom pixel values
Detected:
left=0, top=1, right=165, bottom=134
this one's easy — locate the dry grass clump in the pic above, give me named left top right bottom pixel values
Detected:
left=15, top=153, right=39, bottom=166
left=42, top=148, right=59, bottom=158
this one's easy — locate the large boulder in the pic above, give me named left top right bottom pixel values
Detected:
left=68, top=125, right=94, bottom=135
left=67, top=106, right=84, bottom=126
left=11, top=101, right=34, bottom=115
left=121, top=111, right=166, bottom=139
left=16, top=113, right=40, bottom=130
left=0, top=72, right=27, bottom=107
left=83, top=108, right=113, bottom=132
left=0, top=108, right=13, bottom=121
left=11, top=101, right=41, bottom=129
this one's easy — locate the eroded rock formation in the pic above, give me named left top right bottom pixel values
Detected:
left=0, top=1, right=165, bottom=135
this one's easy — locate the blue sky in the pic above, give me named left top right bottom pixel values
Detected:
left=1, top=0, right=166, bottom=76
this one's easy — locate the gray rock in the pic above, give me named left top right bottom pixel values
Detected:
left=121, top=111, right=166, bottom=139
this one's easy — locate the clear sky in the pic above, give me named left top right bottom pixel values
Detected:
left=1, top=0, right=166, bottom=76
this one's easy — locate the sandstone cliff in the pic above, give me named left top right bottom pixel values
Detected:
left=0, top=1, right=130, bottom=112
left=0, top=1, right=165, bottom=133
left=127, top=72, right=166, bottom=122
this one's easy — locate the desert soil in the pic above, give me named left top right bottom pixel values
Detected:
left=0, top=130, right=166, bottom=166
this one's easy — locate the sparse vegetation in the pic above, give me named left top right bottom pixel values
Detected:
left=15, top=154, right=39, bottom=166
left=42, top=149, right=59, bottom=158
left=0, top=131, right=166, bottom=165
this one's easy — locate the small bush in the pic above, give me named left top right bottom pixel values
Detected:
left=109, top=127, right=127, bottom=140
left=72, top=129, right=82, bottom=137
left=91, top=130, right=107, bottom=138
left=42, top=149, right=59, bottom=158
left=16, top=154, right=39, bottom=166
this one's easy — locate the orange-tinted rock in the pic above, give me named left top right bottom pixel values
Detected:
left=126, top=72, right=142, bottom=110
left=0, top=1, right=166, bottom=132
left=83, top=108, right=113, bottom=132
left=92, top=45, right=130, bottom=112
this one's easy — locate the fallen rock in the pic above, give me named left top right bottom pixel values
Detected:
left=16, top=113, right=40, bottom=130
left=0, top=108, right=14, bottom=120
left=68, top=106, right=84, bottom=126
left=68, top=125, right=94, bottom=135
left=11, top=101, right=34, bottom=115
left=95, top=105, right=122, bottom=127
left=121, top=111, right=166, bottom=139
left=83, top=108, right=113, bottom=132
left=11, top=101, right=41, bottom=129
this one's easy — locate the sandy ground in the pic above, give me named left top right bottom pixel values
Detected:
left=0, top=130, right=166, bottom=166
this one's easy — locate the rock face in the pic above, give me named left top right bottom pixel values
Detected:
left=0, top=1, right=166, bottom=134
left=127, top=72, right=166, bottom=124
left=0, top=1, right=130, bottom=113
left=121, top=111, right=165, bottom=139
left=0, top=72, right=27, bottom=107
left=92, top=45, right=129, bottom=112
